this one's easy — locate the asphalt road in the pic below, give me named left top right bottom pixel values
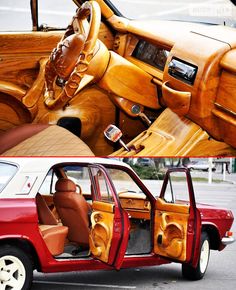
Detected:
left=31, top=179, right=236, bottom=290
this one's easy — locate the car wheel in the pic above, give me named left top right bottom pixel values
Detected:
left=0, top=245, right=33, bottom=290
left=182, top=231, right=210, bottom=280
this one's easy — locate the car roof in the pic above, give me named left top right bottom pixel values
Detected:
left=0, top=157, right=130, bottom=198
left=0, top=157, right=128, bottom=171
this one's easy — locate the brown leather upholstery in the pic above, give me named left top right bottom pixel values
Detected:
left=53, top=178, right=91, bottom=247
left=36, top=193, right=58, bottom=225
left=39, top=225, right=68, bottom=256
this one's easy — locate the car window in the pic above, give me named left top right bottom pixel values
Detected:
left=89, top=166, right=114, bottom=203
left=0, top=0, right=32, bottom=31
left=38, top=169, right=57, bottom=195
left=163, top=171, right=190, bottom=205
left=0, top=162, right=18, bottom=192
left=64, top=166, right=91, bottom=194
left=39, top=166, right=91, bottom=195
left=38, top=0, right=77, bottom=29
left=106, top=168, right=143, bottom=195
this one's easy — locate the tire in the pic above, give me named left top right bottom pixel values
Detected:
left=0, top=244, right=33, bottom=290
left=182, top=231, right=210, bottom=280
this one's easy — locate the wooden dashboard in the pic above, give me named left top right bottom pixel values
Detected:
left=119, top=192, right=151, bottom=220
left=110, top=18, right=236, bottom=150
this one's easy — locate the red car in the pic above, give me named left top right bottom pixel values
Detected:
left=0, top=157, right=234, bottom=290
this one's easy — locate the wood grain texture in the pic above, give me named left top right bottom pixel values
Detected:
left=0, top=24, right=118, bottom=156
left=99, top=51, right=160, bottom=109
left=1, top=10, right=236, bottom=156
left=99, top=22, right=114, bottom=49
left=35, top=85, right=116, bottom=156
left=216, top=70, right=236, bottom=113
left=111, top=108, right=236, bottom=156
left=154, top=198, right=189, bottom=261
left=220, top=49, right=236, bottom=74
left=112, top=18, right=236, bottom=150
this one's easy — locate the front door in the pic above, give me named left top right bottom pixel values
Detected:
left=88, top=164, right=130, bottom=270
left=154, top=168, right=201, bottom=266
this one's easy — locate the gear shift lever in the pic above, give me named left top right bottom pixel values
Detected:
left=104, top=124, right=130, bottom=151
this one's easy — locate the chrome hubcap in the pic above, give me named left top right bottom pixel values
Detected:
left=0, top=255, right=25, bottom=290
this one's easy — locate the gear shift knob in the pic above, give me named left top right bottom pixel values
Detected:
left=104, top=124, right=130, bottom=151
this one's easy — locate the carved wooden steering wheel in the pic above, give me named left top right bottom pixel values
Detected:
left=44, top=1, right=101, bottom=110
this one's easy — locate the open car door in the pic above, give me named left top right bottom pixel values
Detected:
left=88, top=164, right=130, bottom=270
left=154, top=168, right=201, bottom=267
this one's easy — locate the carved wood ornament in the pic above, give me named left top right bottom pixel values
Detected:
left=44, top=1, right=101, bottom=110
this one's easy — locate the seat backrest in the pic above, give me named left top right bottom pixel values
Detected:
left=53, top=178, right=90, bottom=246
left=36, top=193, right=58, bottom=225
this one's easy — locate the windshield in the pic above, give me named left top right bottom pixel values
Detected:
left=109, top=0, right=236, bottom=27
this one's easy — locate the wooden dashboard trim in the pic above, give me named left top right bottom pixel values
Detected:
left=126, top=56, right=163, bottom=81
left=220, top=49, right=236, bottom=73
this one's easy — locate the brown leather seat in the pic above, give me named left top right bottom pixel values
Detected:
left=53, top=178, right=91, bottom=247
left=36, top=193, right=58, bottom=225
left=39, top=225, right=68, bottom=256
left=36, top=193, right=68, bottom=255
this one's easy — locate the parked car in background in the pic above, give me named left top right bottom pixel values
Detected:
left=187, top=160, right=216, bottom=172
left=0, top=157, right=234, bottom=290
left=136, top=158, right=155, bottom=167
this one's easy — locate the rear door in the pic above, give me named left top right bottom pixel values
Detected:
left=154, top=168, right=201, bottom=266
left=88, top=164, right=130, bottom=270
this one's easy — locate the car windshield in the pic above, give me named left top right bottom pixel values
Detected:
left=109, top=0, right=236, bottom=27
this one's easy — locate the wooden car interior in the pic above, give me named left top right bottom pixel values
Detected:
left=35, top=163, right=155, bottom=258
left=35, top=162, right=191, bottom=260
left=0, top=0, right=236, bottom=156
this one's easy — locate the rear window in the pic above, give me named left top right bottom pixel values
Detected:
left=0, top=162, right=18, bottom=192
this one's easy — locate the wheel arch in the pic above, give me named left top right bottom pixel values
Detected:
left=0, top=237, right=41, bottom=271
left=202, top=224, right=221, bottom=250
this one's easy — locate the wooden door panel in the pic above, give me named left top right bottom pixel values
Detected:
left=89, top=201, right=115, bottom=263
left=89, top=210, right=114, bottom=263
left=0, top=32, right=61, bottom=132
left=0, top=32, right=62, bottom=85
left=154, top=198, right=189, bottom=261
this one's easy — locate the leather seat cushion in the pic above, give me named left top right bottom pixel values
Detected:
left=39, top=225, right=68, bottom=256
left=0, top=124, right=94, bottom=156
